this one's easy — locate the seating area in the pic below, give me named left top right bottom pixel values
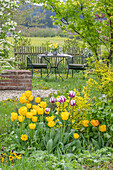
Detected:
left=27, top=55, right=49, bottom=78
left=66, top=55, right=88, bottom=78
left=26, top=54, right=88, bottom=79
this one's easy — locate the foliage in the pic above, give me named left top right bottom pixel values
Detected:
left=12, top=3, right=46, bottom=28
left=0, top=0, right=19, bottom=58
left=93, top=60, right=113, bottom=100
left=0, top=56, right=18, bottom=73
left=16, top=26, right=69, bottom=37
left=33, top=0, right=113, bottom=64
left=63, top=38, right=79, bottom=49
left=1, top=148, right=113, bottom=169
left=13, top=34, right=31, bottom=47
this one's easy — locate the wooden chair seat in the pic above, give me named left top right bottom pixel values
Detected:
left=32, top=63, right=48, bottom=68
left=66, top=56, right=88, bottom=78
left=27, top=56, right=49, bottom=78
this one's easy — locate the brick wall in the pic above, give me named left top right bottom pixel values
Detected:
left=0, top=70, right=32, bottom=90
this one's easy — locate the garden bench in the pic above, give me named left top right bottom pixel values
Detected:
left=66, top=55, right=88, bottom=78
left=27, top=55, right=49, bottom=78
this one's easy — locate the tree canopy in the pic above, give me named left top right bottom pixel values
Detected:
left=32, top=0, right=113, bottom=64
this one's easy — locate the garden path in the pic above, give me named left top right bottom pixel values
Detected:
left=0, top=89, right=58, bottom=101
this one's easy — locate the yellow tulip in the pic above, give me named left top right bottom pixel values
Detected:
left=29, top=123, right=36, bottom=129
left=25, top=90, right=31, bottom=98
left=73, top=133, right=79, bottom=139
left=48, top=121, right=56, bottom=127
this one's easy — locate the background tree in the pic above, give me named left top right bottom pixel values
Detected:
left=32, top=0, right=113, bottom=65
left=0, top=0, right=19, bottom=58
left=12, top=3, right=47, bottom=28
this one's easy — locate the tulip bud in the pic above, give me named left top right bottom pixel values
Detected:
left=50, top=97, right=55, bottom=103
left=57, top=96, right=66, bottom=103
left=69, top=91, right=75, bottom=98
left=70, top=100, right=76, bottom=106
left=45, top=108, right=49, bottom=112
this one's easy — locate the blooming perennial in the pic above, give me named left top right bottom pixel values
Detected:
left=61, top=112, right=69, bottom=121
left=48, top=121, right=56, bottom=127
left=82, top=120, right=89, bottom=127
left=57, top=96, right=66, bottom=103
left=73, top=133, right=79, bottom=139
left=18, top=116, right=25, bottom=122
left=70, top=100, right=76, bottom=106
left=69, top=91, right=75, bottom=98
left=99, top=125, right=106, bottom=132
left=90, top=120, right=99, bottom=127
left=29, top=123, right=36, bottom=129
left=25, top=90, right=31, bottom=98
left=21, top=134, right=28, bottom=141
left=50, top=97, right=55, bottom=103
left=45, top=108, right=50, bottom=114
left=11, top=112, right=18, bottom=121
left=35, top=97, right=41, bottom=103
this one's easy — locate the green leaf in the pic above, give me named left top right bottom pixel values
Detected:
left=46, top=139, right=53, bottom=153
left=104, top=133, right=111, bottom=139
left=110, top=125, right=113, bottom=131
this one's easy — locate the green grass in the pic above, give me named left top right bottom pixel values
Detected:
left=28, top=36, right=68, bottom=47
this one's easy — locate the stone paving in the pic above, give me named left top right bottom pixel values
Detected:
left=0, top=89, right=58, bottom=101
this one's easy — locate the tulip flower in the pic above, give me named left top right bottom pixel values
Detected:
left=69, top=91, right=75, bottom=98
left=70, top=100, right=76, bottom=106
left=57, top=96, right=66, bottom=103
left=50, top=97, right=55, bottom=103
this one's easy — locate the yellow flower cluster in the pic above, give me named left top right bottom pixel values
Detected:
left=0, top=151, right=21, bottom=163
left=48, top=43, right=59, bottom=52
